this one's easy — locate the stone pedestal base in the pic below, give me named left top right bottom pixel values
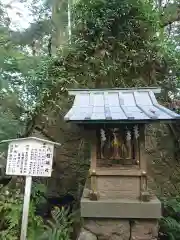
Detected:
left=78, top=219, right=158, bottom=240
left=81, top=197, right=161, bottom=219
left=78, top=197, right=161, bottom=240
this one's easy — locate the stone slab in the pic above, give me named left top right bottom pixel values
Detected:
left=83, top=219, right=130, bottom=240
left=78, top=228, right=97, bottom=240
left=81, top=197, right=161, bottom=219
left=131, top=220, right=158, bottom=240
left=78, top=219, right=158, bottom=240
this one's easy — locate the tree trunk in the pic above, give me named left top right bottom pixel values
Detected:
left=51, top=0, right=69, bottom=55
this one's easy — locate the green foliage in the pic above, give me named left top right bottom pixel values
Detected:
left=0, top=184, right=45, bottom=240
left=0, top=89, right=25, bottom=136
left=24, top=0, right=170, bottom=117
left=70, top=0, right=161, bottom=87
left=160, top=217, right=180, bottom=240
left=0, top=3, right=31, bottom=149
left=0, top=183, right=74, bottom=240
left=31, top=182, right=47, bottom=206
left=40, top=207, right=73, bottom=240
left=0, top=187, right=22, bottom=240
left=159, top=197, right=180, bottom=240
left=16, top=0, right=180, bottom=118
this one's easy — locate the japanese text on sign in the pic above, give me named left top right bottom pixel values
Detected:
left=6, top=139, right=54, bottom=177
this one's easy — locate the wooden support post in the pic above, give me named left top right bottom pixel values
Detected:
left=126, top=129, right=132, bottom=159
left=91, top=142, right=97, bottom=169
left=138, top=125, right=150, bottom=201
left=134, top=125, right=140, bottom=166
left=89, top=169, right=99, bottom=201
left=90, top=129, right=97, bottom=169
left=140, top=171, right=150, bottom=202
left=89, top=131, right=99, bottom=200
left=139, top=125, right=147, bottom=171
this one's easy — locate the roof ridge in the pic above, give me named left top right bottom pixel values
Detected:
left=68, top=87, right=161, bottom=95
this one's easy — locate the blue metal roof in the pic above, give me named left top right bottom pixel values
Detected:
left=64, top=88, right=180, bottom=122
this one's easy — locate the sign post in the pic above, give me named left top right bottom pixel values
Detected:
left=3, top=137, right=61, bottom=240
left=20, top=176, right=32, bottom=240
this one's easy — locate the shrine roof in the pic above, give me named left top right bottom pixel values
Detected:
left=64, top=88, right=180, bottom=123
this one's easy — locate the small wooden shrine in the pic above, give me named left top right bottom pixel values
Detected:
left=64, top=88, right=180, bottom=240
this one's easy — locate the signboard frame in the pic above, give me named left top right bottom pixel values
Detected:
left=2, top=137, right=61, bottom=240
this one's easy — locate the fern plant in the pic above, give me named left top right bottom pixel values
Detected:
left=40, top=206, right=73, bottom=240
left=159, top=197, right=180, bottom=240
left=160, top=216, right=180, bottom=240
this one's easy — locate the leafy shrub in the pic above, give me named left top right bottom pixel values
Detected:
left=0, top=183, right=73, bottom=240
left=159, top=197, right=180, bottom=240
left=40, top=206, right=73, bottom=240
left=31, top=182, right=47, bottom=204
left=0, top=184, right=45, bottom=240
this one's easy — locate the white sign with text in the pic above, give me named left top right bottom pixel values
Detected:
left=3, top=137, right=60, bottom=240
left=6, top=138, right=54, bottom=177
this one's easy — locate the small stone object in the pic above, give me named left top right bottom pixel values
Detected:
left=89, top=191, right=99, bottom=201
left=141, top=191, right=151, bottom=202
left=78, top=229, right=97, bottom=240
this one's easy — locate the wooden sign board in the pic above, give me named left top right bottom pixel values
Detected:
left=3, top=137, right=61, bottom=240
left=6, top=137, right=54, bottom=177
